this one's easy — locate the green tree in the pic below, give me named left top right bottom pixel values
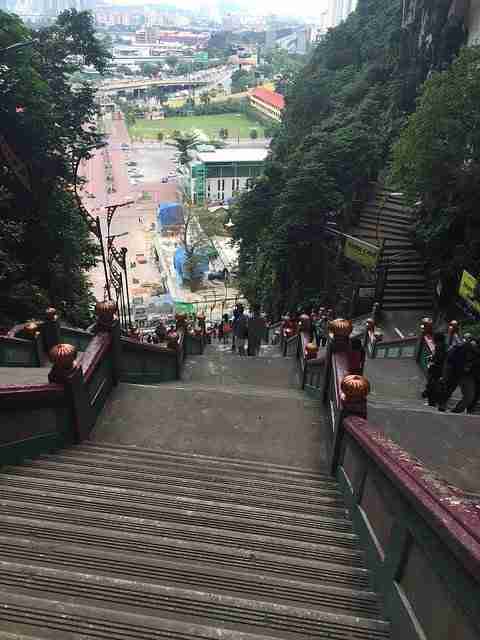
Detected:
left=232, top=0, right=467, bottom=315
left=176, top=62, right=191, bottom=76
left=218, top=128, right=229, bottom=140
left=166, top=55, right=178, bottom=69
left=0, top=9, right=109, bottom=326
left=140, top=62, right=156, bottom=77
left=391, top=45, right=480, bottom=294
left=119, top=103, right=137, bottom=128
left=167, top=131, right=200, bottom=164
left=157, top=131, right=164, bottom=142
left=249, top=128, right=258, bottom=140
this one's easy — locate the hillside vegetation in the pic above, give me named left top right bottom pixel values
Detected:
left=232, top=0, right=469, bottom=315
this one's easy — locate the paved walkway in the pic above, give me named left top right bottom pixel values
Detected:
left=365, top=357, right=480, bottom=494
left=93, top=342, right=329, bottom=471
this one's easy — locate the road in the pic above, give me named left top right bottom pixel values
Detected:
left=80, top=113, right=177, bottom=303
left=81, top=111, right=239, bottom=320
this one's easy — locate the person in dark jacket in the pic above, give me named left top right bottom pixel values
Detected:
left=233, top=304, right=248, bottom=356
left=438, top=339, right=475, bottom=412
left=422, top=332, right=447, bottom=406
left=349, top=337, right=366, bottom=375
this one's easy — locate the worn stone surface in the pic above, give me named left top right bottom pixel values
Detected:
left=93, top=342, right=328, bottom=470
left=364, top=357, right=480, bottom=494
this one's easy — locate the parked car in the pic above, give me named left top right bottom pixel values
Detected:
left=121, top=143, right=129, bottom=149
left=161, top=176, right=169, bottom=183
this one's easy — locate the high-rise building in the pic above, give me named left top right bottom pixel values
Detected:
left=327, top=0, right=357, bottom=29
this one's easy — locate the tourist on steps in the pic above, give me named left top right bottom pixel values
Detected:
left=231, top=304, right=241, bottom=352
left=248, top=307, right=266, bottom=356
left=349, top=337, right=366, bottom=375
left=221, top=314, right=232, bottom=345
left=437, top=338, right=476, bottom=413
left=422, top=332, right=447, bottom=407
left=233, top=304, right=248, bottom=356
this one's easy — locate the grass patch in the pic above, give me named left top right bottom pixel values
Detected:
left=129, top=113, right=265, bottom=140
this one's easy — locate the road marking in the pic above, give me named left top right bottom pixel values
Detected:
left=394, top=327, right=405, bottom=338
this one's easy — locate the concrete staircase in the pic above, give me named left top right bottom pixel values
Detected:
left=0, top=442, right=390, bottom=640
left=351, top=188, right=432, bottom=312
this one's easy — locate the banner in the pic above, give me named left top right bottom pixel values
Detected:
left=344, top=237, right=380, bottom=270
left=458, top=270, right=480, bottom=315
left=174, top=301, right=195, bottom=315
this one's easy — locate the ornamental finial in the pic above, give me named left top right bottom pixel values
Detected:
left=341, top=374, right=370, bottom=402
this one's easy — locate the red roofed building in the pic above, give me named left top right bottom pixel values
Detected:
left=249, top=87, right=285, bottom=123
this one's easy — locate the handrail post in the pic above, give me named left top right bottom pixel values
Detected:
left=93, top=300, right=121, bottom=385
left=322, top=319, right=353, bottom=402
left=48, top=343, right=92, bottom=442
left=331, top=374, right=370, bottom=474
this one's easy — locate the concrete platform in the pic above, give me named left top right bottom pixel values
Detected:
left=93, top=343, right=329, bottom=471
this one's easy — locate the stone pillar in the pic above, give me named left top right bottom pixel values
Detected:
left=49, top=343, right=92, bottom=442
left=42, top=307, right=61, bottom=353
left=94, top=300, right=121, bottom=384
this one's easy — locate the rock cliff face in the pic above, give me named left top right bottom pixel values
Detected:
left=401, top=0, right=469, bottom=73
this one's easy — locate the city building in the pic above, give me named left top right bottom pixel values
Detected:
left=327, top=0, right=358, bottom=29
left=181, top=147, right=269, bottom=204
left=265, top=25, right=313, bottom=55
left=248, top=87, right=285, bottom=123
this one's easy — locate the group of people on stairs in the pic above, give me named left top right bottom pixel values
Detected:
left=423, top=331, right=480, bottom=413
left=210, top=304, right=266, bottom=357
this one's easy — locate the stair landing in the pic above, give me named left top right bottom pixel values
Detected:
left=92, top=341, right=329, bottom=469
left=365, top=358, right=480, bottom=494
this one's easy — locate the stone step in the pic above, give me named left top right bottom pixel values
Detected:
left=363, top=202, right=412, bottom=219
left=0, top=555, right=381, bottom=621
left=384, top=263, right=425, bottom=272
left=0, top=517, right=369, bottom=583
left=34, top=449, right=338, bottom=493
left=0, top=483, right=358, bottom=548
left=5, top=464, right=346, bottom=518
left=0, top=533, right=374, bottom=597
left=0, top=590, right=390, bottom=640
left=355, top=222, right=409, bottom=240
left=386, top=273, right=427, bottom=283
left=360, top=212, right=413, bottom=229
left=382, top=301, right=432, bottom=311
left=383, top=293, right=432, bottom=303
left=0, top=473, right=353, bottom=532
left=0, top=497, right=361, bottom=564
left=77, top=441, right=329, bottom=480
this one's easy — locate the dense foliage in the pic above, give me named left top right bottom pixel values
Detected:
left=391, top=46, right=480, bottom=304
left=232, top=0, right=468, bottom=315
left=0, top=10, right=110, bottom=327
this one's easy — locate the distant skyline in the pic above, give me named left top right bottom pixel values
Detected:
left=110, top=0, right=330, bottom=18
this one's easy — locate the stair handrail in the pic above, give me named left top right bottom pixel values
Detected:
left=340, top=415, right=480, bottom=581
